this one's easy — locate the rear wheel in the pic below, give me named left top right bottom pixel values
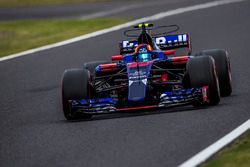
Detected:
left=197, top=49, right=232, bottom=96
left=186, top=56, right=220, bottom=106
left=62, top=68, right=92, bottom=120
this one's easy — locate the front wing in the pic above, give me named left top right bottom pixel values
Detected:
left=69, top=86, right=209, bottom=114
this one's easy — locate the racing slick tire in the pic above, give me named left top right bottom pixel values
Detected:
left=62, top=68, right=92, bottom=120
left=84, top=61, right=111, bottom=76
left=196, top=49, right=232, bottom=96
left=186, top=56, right=220, bottom=106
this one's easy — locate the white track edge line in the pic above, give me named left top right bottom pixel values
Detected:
left=0, top=0, right=246, bottom=62
left=179, top=119, right=250, bottom=167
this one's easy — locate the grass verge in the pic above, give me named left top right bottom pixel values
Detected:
left=0, top=18, right=127, bottom=57
left=201, top=130, right=250, bottom=167
left=0, top=0, right=109, bottom=8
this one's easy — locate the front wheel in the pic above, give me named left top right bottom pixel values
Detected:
left=62, top=68, right=92, bottom=120
left=186, top=56, right=220, bottom=106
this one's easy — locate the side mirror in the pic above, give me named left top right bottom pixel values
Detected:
left=112, top=55, right=123, bottom=61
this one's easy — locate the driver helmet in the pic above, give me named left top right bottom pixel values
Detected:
left=134, top=44, right=152, bottom=62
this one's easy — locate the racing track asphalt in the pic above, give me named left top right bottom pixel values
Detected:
left=0, top=0, right=250, bottom=167
left=0, top=0, right=212, bottom=20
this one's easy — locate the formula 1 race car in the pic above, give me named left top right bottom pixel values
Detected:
left=62, top=23, right=232, bottom=120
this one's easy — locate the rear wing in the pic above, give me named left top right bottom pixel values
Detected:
left=119, top=33, right=191, bottom=55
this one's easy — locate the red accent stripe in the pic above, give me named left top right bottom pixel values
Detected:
left=100, top=68, right=117, bottom=72
left=202, top=86, right=209, bottom=102
left=171, top=56, right=189, bottom=61
left=171, top=56, right=189, bottom=65
left=99, top=63, right=117, bottom=69
left=161, top=73, right=168, bottom=81
left=127, top=61, right=151, bottom=68
left=163, top=50, right=175, bottom=55
left=127, top=62, right=137, bottom=68
left=112, top=55, right=123, bottom=61
left=117, top=105, right=157, bottom=111
left=138, top=61, right=151, bottom=66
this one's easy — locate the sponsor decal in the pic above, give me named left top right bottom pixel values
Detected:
left=122, top=41, right=138, bottom=48
left=155, top=34, right=189, bottom=48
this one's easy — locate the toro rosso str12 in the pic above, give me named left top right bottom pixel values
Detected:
left=62, top=23, right=232, bottom=120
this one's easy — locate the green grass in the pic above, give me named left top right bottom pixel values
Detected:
left=201, top=130, right=250, bottom=167
left=0, top=0, right=109, bottom=8
left=0, top=18, right=127, bottom=57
